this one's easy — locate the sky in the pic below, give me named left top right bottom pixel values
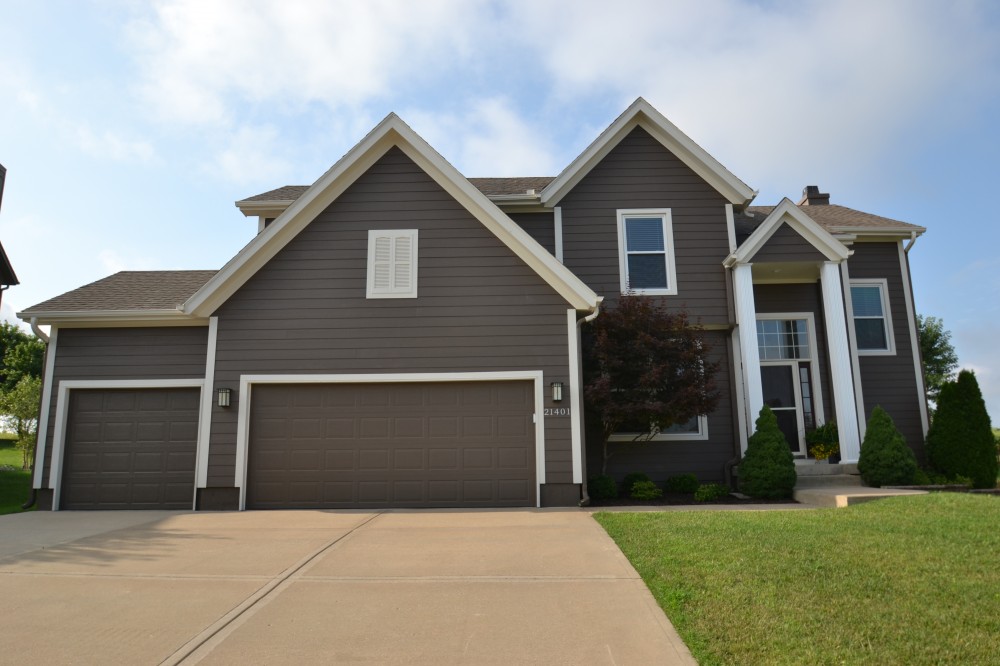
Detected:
left=1, top=0, right=998, bottom=422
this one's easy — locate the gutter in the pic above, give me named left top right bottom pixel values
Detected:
left=575, top=303, right=601, bottom=507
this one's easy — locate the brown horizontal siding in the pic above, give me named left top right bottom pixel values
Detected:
left=39, top=327, right=208, bottom=487
left=559, top=126, right=732, bottom=324
left=508, top=212, right=556, bottom=255
left=209, top=147, right=575, bottom=489
left=848, top=242, right=925, bottom=456
left=586, top=330, right=736, bottom=484
left=751, top=223, right=827, bottom=263
left=753, top=283, right=835, bottom=427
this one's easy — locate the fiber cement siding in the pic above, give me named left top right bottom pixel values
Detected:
left=508, top=212, right=556, bottom=255
left=39, top=327, right=208, bottom=487
left=559, top=127, right=732, bottom=324
left=586, top=330, right=735, bottom=484
left=848, top=242, right=925, bottom=456
left=208, top=147, right=575, bottom=492
left=751, top=223, right=828, bottom=263
left=753, top=283, right=835, bottom=428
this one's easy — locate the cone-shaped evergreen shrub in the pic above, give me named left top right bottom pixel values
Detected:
left=857, top=406, right=917, bottom=487
left=926, top=370, right=997, bottom=488
left=739, top=406, right=796, bottom=498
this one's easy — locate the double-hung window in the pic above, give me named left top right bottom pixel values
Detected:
left=366, top=229, right=418, bottom=299
left=850, top=279, right=894, bottom=354
left=616, top=209, right=677, bottom=295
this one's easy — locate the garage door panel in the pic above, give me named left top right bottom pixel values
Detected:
left=247, top=382, right=535, bottom=509
left=61, top=388, right=198, bottom=510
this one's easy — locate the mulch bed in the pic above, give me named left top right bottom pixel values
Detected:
left=589, top=492, right=799, bottom=507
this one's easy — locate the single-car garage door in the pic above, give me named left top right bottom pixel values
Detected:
left=60, top=388, right=200, bottom=510
left=246, top=381, right=536, bottom=509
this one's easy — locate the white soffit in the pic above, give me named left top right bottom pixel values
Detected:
left=540, top=97, right=756, bottom=207
left=183, top=114, right=601, bottom=316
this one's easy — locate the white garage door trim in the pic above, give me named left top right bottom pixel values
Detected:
left=48, top=378, right=206, bottom=511
left=234, top=371, right=546, bottom=510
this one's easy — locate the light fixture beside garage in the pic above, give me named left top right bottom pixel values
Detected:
left=216, top=388, right=232, bottom=408
left=550, top=382, right=564, bottom=402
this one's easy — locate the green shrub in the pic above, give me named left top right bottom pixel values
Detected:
left=912, top=468, right=931, bottom=485
left=630, top=480, right=663, bottom=500
left=857, top=406, right=918, bottom=487
left=739, top=406, right=797, bottom=499
left=664, top=473, right=700, bottom=494
left=806, top=421, right=839, bottom=460
left=926, top=370, right=998, bottom=489
left=694, top=483, right=729, bottom=502
left=622, top=472, right=651, bottom=495
left=588, top=475, right=618, bottom=500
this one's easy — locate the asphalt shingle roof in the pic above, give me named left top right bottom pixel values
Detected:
left=747, top=204, right=922, bottom=232
left=237, top=177, right=557, bottom=204
left=21, top=270, right=217, bottom=314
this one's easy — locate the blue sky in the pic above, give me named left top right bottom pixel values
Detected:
left=1, top=0, right=998, bottom=421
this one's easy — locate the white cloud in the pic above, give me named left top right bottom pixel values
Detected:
left=74, top=126, right=156, bottom=164
left=203, top=124, right=294, bottom=186
left=98, top=249, right=161, bottom=274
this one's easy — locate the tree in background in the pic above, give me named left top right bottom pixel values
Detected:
left=926, top=370, right=997, bottom=488
left=917, top=314, right=958, bottom=411
left=583, top=294, right=720, bottom=475
left=1, top=375, right=41, bottom=470
left=0, top=322, right=45, bottom=390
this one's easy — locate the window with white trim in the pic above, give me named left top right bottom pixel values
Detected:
left=608, top=415, right=708, bottom=442
left=367, top=229, right=418, bottom=299
left=616, top=209, right=677, bottom=295
left=850, top=279, right=894, bottom=354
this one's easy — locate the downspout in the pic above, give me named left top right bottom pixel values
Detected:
left=576, top=304, right=600, bottom=507
left=21, top=318, right=49, bottom=509
left=29, top=317, right=49, bottom=343
left=904, top=231, right=918, bottom=253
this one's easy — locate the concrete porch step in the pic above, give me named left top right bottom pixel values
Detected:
left=794, top=461, right=858, bottom=476
left=794, top=473, right=862, bottom=489
left=794, top=486, right=927, bottom=508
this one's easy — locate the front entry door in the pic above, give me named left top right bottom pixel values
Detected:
left=760, top=364, right=805, bottom=455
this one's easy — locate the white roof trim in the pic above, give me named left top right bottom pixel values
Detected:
left=184, top=114, right=601, bottom=316
left=15, top=309, right=207, bottom=327
left=728, top=198, right=851, bottom=265
left=540, top=97, right=756, bottom=207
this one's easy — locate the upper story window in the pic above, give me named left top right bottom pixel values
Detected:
left=616, top=209, right=677, bottom=295
left=367, top=229, right=418, bottom=299
left=850, top=279, right=895, bottom=355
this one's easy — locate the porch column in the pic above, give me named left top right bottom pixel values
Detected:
left=733, top=263, right=763, bottom=445
left=820, top=261, right=862, bottom=462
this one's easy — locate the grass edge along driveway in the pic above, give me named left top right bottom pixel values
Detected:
left=595, top=494, right=999, bottom=666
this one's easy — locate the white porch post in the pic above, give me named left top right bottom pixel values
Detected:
left=820, top=261, right=862, bottom=462
left=733, top=263, right=763, bottom=448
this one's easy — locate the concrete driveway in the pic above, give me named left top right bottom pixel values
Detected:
left=0, top=509, right=694, bottom=665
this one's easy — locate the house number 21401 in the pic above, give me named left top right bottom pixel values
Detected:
left=544, top=407, right=571, bottom=417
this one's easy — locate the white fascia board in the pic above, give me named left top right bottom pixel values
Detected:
left=735, top=198, right=850, bottom=263
left=540, top=97, right=755, bottom=207
left=833, top=227, right=927, bottom=239
left=16, top=309, right=208, bottom=327
left=185, top=114, right=600, bottom=316
left=235, top=201, right=294, bottom=217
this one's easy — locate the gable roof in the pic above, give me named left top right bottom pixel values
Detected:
left=540, top=97, right=756, bottom=207
left=187, top=114, right=601, bottom=316
left=18, top=271, right=216, bottom=323
left=747, top=204, right=925, bottom=235
left=728, top=198, right=850, bottom=265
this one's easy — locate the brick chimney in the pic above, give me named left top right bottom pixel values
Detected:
left=798, top=185, right=830, bottom=206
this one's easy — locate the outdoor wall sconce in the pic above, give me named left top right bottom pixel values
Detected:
left=551, top=382, right=564, bottom=402
left=216, top=388, right=231, bottom=408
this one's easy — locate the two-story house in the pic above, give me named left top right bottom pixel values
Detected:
left=19, top=99, right=927, bottom=510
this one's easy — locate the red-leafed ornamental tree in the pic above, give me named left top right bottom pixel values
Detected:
left=583, top=294, right=721, bottom=475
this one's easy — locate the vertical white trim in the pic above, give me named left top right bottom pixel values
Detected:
left=33, top=327, right=58, bottom=489
left=194, top=317, right=218, bottom=502
left=730, top=331, right=749, bottom=454
left=840, top=261, right=867, bottom=438
left=554, top=206, right=564, bottom=263
left=725, top=204, right=737, bottom=254
left=567, top=310, right=583, bottom=484
left=898, top=241, right=930, bottom=436
left=232, top=372, right=546, bottom=511
left=820, top=261, right=861, bottom=463
left=733, top=264, right=764, bottom=425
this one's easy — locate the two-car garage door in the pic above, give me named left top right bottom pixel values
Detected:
left=246, top=381, right=536, bottom=509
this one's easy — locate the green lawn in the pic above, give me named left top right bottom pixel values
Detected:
left=595, top=494, right=1000, bottom=666
left=0, top=437, right=32, bottom=515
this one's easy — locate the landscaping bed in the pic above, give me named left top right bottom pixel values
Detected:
left=589, top=492, right=798, bottom=507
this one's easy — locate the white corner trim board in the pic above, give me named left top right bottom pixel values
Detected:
left=47, top=378, right=206, bottom=511
left=232, top=371, right=547, bottom=511
left=33, top=327, right=59, bottom=489
left=194, top=317, right=219, bottom=496
left=567, top=310, right=583, bottom=484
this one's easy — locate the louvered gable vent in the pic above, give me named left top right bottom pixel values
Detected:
left=367, top=229, right=418, bottom=298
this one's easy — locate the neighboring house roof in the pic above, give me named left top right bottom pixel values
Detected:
left=19, top=270, right=216, bottom=317
left=540, top=97, right=756, bottom=207
left=0, top=241, right=19, bottom=286
left=747, top=204, right=925, bottom=236
left=188, top=113, right=601, bottom=317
